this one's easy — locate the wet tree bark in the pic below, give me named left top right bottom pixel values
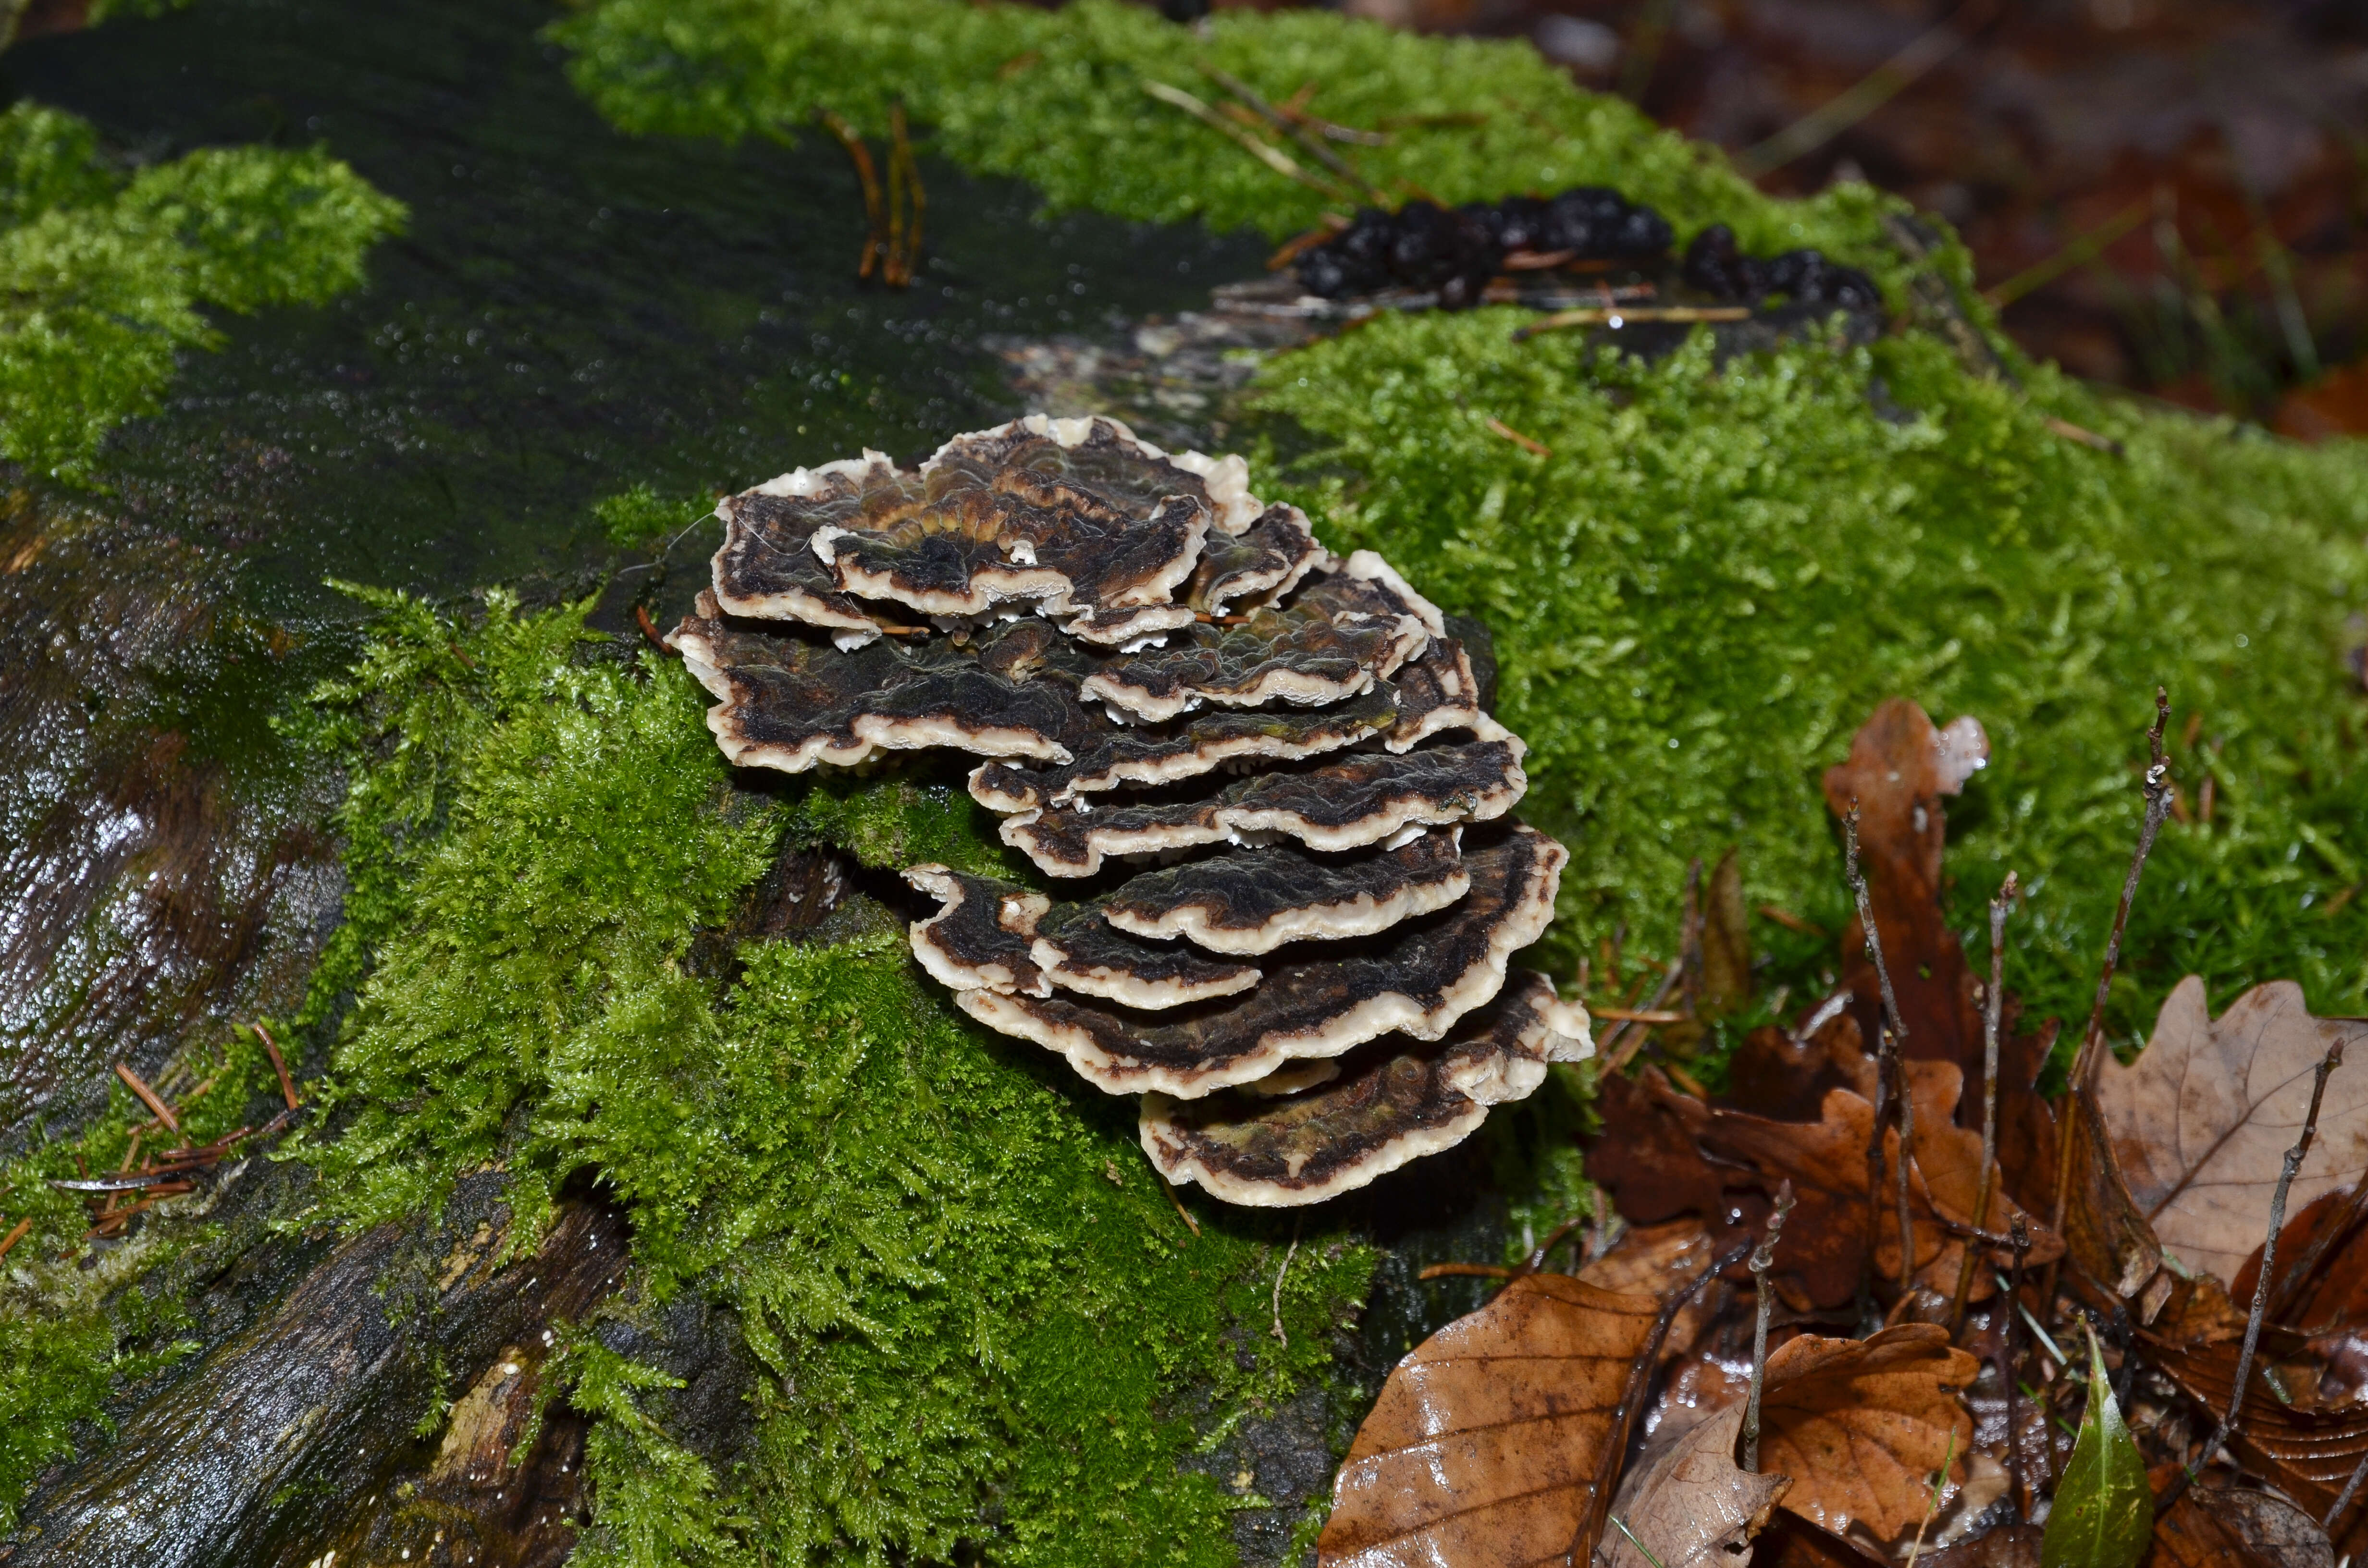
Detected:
left=5, top=1180, right=629, bottom=1568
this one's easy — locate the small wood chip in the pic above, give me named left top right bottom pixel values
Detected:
left=255, top=1022, right=301, bottom=1112
left=1157, top=1172, right=1201, bottom=1238
left=1419, top=1261, right=1514, bottom=1280
left=114, top=1062, right=185, bottom=1141
left=1484, top=416, right=1552, bottom=457
left=2044, top=416, right=2124, bottom=456
left=1754, top=904, right=1829, bottom=937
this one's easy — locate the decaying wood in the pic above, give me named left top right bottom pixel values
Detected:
left=4, top=1176, right=628, bottom=1568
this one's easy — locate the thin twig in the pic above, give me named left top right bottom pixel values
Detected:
left=0, top=1216, right=29, bottom=1261
left=1156, top=1172, right=1200, bottom=1238
left=1483, top=416, right=1551, bottom=457
left=899, top=111, right=925, bottom=281
left=1742, top=1179, right=1797, bottom=1473
left=2170, top=1036, right=2345, bottom=1507
left=254, top=1022, right=300, bottom=1112
left=1950, top=872, right=2018, bottom=1332
left=1591, top=1007, right=1684, bottom=1024
left=2324, top=1445, right=2368, bottom=1536
left=1511, top=306, right=1749, bottom=341
left=1270, top=1225, right=1301, bottom=1347
left=1603, top=959, right=1683, bottom=1071
left=2047, top=688, right=2171, bottom=1300
left=1141, top=80, right=1352, bottom=202
left=2004, top=1216, right=2033, bottom=1519
left=1757, top=905, right=1829, bottom=938
left=1845, top=802, right=1917, bottom=1300
left=1273, top=83, right=1391, bottom=146
left=1517, top=1205, right=1595, bottom=1276
left=885, top=103, right=907, bottom=288
left=818, top=110, right=886, bottom=280
left=883, top=102, right=924, bottom=287
left=2044, top=416, right=2124, bottom=456
left=1196, top=64, right=1388, bottom=202
left=1419, top=1261, right=1513, bottom=1281
left=114, top=1063, right=187, bottom=1146
left=1734, top=0, right=1993, bottom=179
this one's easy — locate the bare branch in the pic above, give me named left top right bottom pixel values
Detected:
left=1845, top=801, right=1917, bottom=1300
left=1742, top=1179, right=1797, bottom=1474
left=2047, top=687, right=2172, bottom=1300
left=2170, top=1035, right=2345, bottom=1507
left=1950, top=872, right=2018, bottom=1331
left=2004, top=1215, right=2034, bottom=1520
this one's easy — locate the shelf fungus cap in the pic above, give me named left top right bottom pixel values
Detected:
left=1140, top=972, right=1593, bottom=1207
left=683, top=417, right=1571, bottom=1204
left=671, top=593, right=1081, bottom=774
left=949, top=825, right=1565, bottom=1097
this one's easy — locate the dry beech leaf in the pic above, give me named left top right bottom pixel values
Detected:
left=1317, top=1267, right=1704, bottom=1567
left=1817, top=699, right=2062, bottom=1212
left=2095, top=977, right=2368, bottom=1286
left=2148, top=1480, right=2336, bottom=1568
left=2060, top=1082, right=2165, bottom=1302
left=1603, top=1402, right=1788, bottom=1568
left=1592, top=1060, right=2056, bottom=1310
left=2233, top=1185, right=2368, bottom=1334
left=1753, top=1514, right=1892, bottom=1568
left=1819, top=698, right=1989, bottom=1074
left=1919, top=1524, right=2044, bottom=1567
left=1622, top=1060, right=2060, bottom=1310
left=1578, top=1218, right=1717, bottom=1298
left=1757, top=1324, right=1978, bottom=1552
left=2145, top=1330, right=2368, bottom=1532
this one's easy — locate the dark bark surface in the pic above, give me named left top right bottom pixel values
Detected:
left=6, top=1180, right=627, bottom=1568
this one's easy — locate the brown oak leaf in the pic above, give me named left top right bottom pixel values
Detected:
left=1819, top=697, right=1989, bottom=1077
left=1815, top=699, right=2061, bottom=1211
left=1603, top=1402, right=1789, bottom=1568
left=2234, top=1185, right=2368, bottom=1333
left=2146, top=1334, right=2368, bottom=1546
left=1917, top=1524, right=2045, bottom=1566
left=2060, top=1081, right=2166, bottom=1302
left=1317, top=1264, right=1708, bottom=1567
left=2146, top=1475, right=2335, bottom=1568
left=2095, top=977, right=2368, bottom=1287
left=1687, top=1061, right=2060, bottom=1309
left=1757, top=1324, right=1979, bottom=1552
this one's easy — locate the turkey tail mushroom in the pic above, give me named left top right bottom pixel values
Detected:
left=679, top=416, right=1581, bottom=1205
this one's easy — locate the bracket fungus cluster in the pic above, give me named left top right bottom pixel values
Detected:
left=672, top=415, right=1590, bottom=1205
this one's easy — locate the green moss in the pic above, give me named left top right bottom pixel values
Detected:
left=0, top=1021, right=296, bottom=1529
left=296, top=592, right=1371, bottom=1566
left=1253, top=314, right=2368, bottom=1038
left=597, top=483, right=716, bottom=548
left=550, top=0, right=1917, bottom=282
left=0, top=100, right=406, bottom=481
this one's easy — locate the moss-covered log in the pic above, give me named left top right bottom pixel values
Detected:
left=8, top=1182, right=626, bottom=1567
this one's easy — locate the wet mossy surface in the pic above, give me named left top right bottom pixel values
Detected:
left=293, top=590, right=1382, bottom=1568
left=1253, top=318, right=2368, bottom=1039
left=4, top=0, right=2368, bottom=1561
